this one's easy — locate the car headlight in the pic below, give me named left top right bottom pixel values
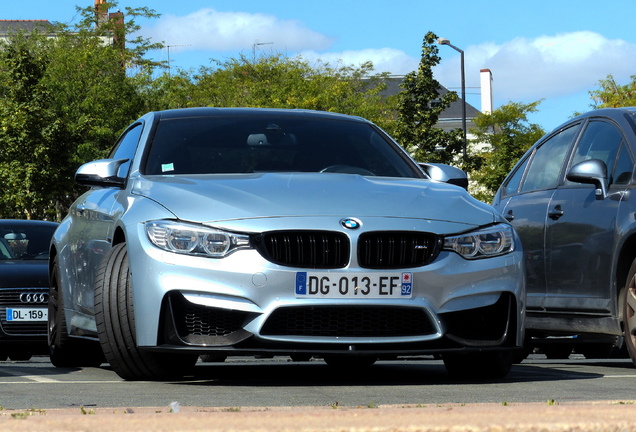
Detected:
left=145, top=221, right=251, bottom=258
left=443, top=224, right=514, bottom=259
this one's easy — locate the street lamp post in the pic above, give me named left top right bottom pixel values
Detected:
left=252, top=41, right=274, bottom=60
left=436, top=38, right=467, bottom=159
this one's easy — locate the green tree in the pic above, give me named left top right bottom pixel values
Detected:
left=0, top=34, right=70, bottom=219
left=154, top=54, right=394, bottom=129
left=393, top=32, right=464, bottom=165
left=0, top=1, right=161, bottom=220
left=469, top=101, right=545, bottom=202
left=590, top=74, right=636, bottom=108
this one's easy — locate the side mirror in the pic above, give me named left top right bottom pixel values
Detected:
left=75, top=158, right=129, bottom=188
left=566, top=159, right=608, bottom=200
left=419, top=163, right=468, bottom=190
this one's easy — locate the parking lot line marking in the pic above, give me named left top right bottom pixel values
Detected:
left=21, top=375, right=59, bottom=383
left=0, top=380, right=123, bottom=384
left=603, top=375, right=636, bottom=378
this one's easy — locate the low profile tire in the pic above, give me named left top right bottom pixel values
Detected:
left=442, top=350, right=514, bottom=379
left=622, top=259, right=636, bottom=366
left=49, top=257, right=105, bottom=368
left=94, top=243, right=197, bottom=380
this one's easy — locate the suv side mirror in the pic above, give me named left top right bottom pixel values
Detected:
left=419, top=163, right=468, bottom=190
left=566, top=159, right=608, bottom=200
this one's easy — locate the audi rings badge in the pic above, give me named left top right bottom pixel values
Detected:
left=19, top=292, right=48, bottom=304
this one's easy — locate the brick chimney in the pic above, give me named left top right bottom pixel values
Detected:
left=109, top=10, right=125, bottom=49
left=95, top=0, right=108, bottom=26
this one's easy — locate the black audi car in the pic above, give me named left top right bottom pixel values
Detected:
left=0, top=219, right=58, bottom=360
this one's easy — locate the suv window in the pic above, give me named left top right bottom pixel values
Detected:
left=501, top=157, right=529, bottom=196
left=613, top=145, right=634, bottom=185
left=520, top=125, right=579, bottom=193
left=567, top=120, right=624, bottom=184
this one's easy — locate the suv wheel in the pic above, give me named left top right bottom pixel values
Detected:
left=622, top=259, right=636, bottom=366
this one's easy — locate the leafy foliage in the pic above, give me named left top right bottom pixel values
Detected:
left=0, top=2, right=156, bottom=219
left=590, top=74, right=636, bottom=108
left=0, top=33, right=69, bottom=220
left=0, top=11, right=561, bottom=218
left=185, top=55, right=393, bottom=128
left=468, top=101, right=545, bottom=202
left=393, top=32, right=464, bottom=165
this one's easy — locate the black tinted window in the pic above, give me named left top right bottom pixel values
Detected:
left=613, top=145, right=634, bottom=185
left=109, top=123, right=143, bottom=177
left=0, top=223, right=57, bottom=260
left=143, top=116, right=417, bottom=178
left=568, top=120, right=623, bottom=184
left=502, top=157, right=529, bottom=196
left=520, top=125, right=579, bottom=193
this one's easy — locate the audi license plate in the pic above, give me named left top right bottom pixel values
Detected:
left=6, top=308, right=47, bottom=322
left=295, top=272, right=412, bottom=298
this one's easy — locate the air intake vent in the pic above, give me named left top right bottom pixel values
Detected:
left=261, top=306, right=436, bottom=337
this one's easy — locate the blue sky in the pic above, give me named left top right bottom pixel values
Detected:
left=5, top=1, right=636, bottom=132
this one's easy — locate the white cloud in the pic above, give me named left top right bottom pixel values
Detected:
left=435, top=31, right=636, bottom=102
left=141, top=9, right=333, bottom=52
left=297, top=48, right=419, bottom=75
left=142, top=9, right=636, bottom=114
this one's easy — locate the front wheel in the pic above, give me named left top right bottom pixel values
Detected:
left=442, top=350, right=513, bottom=379
left=94, top=243, right=197, bottom=380
left=622, top=259, right=636, bottom=366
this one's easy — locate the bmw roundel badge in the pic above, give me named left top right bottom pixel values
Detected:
left=341, top=218, right=361, bottom=230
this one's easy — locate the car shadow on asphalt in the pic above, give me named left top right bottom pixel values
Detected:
left=170, top=357, right=614, bottom=387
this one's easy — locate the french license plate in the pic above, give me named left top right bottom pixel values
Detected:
left=6, top=308, right=47, bottom=322
left=295, top=272, right=412, bottom=298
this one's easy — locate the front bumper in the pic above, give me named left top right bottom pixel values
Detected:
left=0, top=288, right=48, bottom=352
left=153, top=289, right=520, bottom=357
left=126, top=224, right=525, bottom=357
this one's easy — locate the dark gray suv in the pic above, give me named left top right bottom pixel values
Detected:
left=493, top=107, right=636, bottom=362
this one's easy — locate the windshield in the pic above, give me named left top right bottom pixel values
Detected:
left=143, top=115, right=418, bottom=178
left=0, top=223, right=57, bottom=260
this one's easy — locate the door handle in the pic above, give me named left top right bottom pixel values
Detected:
left=548, top=205, right=564, bottom=220
left=504, top=210, right=514, bottom=222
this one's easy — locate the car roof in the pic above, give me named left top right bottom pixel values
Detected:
left=152, top=107, right=370, bottom=123
left=569, top=107, right=636, bottom=122
left=0, top=219, right=59, bottom=227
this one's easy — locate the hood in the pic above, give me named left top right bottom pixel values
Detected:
left=132, top=173, right=498, bottom=228
left=0, top=260, right=50, bottom=288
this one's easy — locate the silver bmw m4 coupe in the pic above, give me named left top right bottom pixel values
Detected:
left=49, top=107, right=525, bottom=380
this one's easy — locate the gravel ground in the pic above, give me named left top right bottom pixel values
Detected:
left=0, top=401, right=635, bottom=431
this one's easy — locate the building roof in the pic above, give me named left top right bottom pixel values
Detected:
left=0, top=20, right=55, bottom=35
left=379, top=76, right=481, bottom=121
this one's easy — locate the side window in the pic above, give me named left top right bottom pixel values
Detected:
left=520, top=125, right=579, bottom=193
left=613, top=145, right=634, bottom=186
left=502, top=156, right=530, bottom=196
left=109, top=123, right=143, bottom=178
left=567, top=120, right=624, bottom=184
